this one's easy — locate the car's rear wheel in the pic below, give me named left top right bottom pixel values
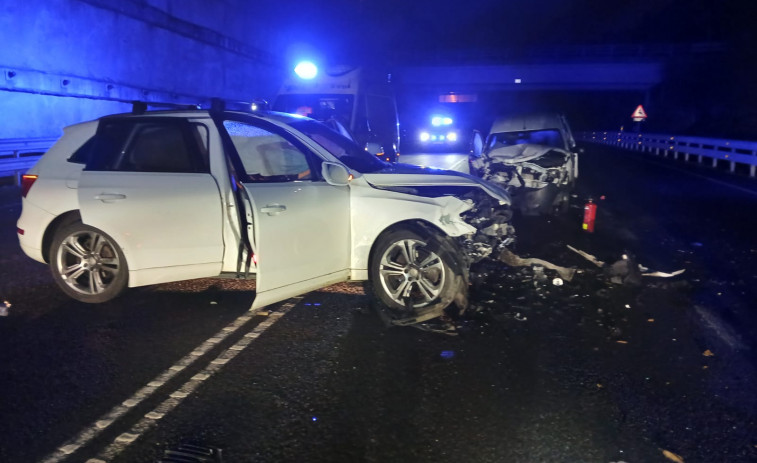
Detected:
left=369, top=228, right=464, bottom=324
left=49, top=222, right=128, bottom=303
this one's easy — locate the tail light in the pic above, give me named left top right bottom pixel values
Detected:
left=21, top=175, right=38, bottom=198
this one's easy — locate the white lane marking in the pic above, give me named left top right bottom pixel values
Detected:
left=39, top=307, right=261, bottom=463
left=91, top=298, right=300, bottom=462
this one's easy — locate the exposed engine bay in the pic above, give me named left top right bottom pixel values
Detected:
left=471, top=144, right=577, bottom=215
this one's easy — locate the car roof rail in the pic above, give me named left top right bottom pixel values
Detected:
left=209, top=97, right=256, bottom=113
left=131, top=100, right=202, bottom=114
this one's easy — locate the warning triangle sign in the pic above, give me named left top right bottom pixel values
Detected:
left=631, top=105, right=648, bottom=120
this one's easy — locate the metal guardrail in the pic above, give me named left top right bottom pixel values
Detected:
left=0, top=137, right=56, bottom=184
left=578, top=131, right=757, bottom=178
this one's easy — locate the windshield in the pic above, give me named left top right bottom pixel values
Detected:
left=273, top=94, right=354, bottom=126
left=289, top=119, right=389, bottom=173
left=486, top=129, right=565, bottom=152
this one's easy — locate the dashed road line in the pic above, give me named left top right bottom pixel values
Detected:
left=88, top=299, right=298, bottom=462
left=40, top=298, right=298, bottom=463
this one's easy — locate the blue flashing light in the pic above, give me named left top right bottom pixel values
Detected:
left=294, top=61, right=318, bottom=80
left=431, top=116, right=453, bottom=126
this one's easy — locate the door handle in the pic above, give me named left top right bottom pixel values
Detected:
left=94, top=193, right=127, bottom=201
left=260, top=204, right=286, bottom=215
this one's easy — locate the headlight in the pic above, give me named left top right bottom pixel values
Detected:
left=447, top=131, right=458, bottom=142
left=419, top=131, right=430, bottom=142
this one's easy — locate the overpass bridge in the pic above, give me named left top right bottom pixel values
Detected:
left=396, top=62, right=662, bottom=92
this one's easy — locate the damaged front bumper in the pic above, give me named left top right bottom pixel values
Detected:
left=471, top=145, right=576, bottom=215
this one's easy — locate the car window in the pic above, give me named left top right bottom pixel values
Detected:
left=86, top=119, right=208, bottom=173
left=67, top=136, right=96, bottom=164
left=222, top=120, right=312, bottom=182
left=365, top=94, right=398, bottom=143
left=288, top=119, right=389, bottom=173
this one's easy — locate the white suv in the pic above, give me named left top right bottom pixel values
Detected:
left=18, top=107, right=513, bottom=323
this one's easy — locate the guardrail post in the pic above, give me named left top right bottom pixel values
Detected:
left=730, top=161, right=736, bottom=173
left=712, top=157, right=717, bottom=168
left=698, top=154, right=703, bottom=163
left=751, top=164, right=756, bottom=177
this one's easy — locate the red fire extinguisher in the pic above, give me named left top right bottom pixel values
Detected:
left=583, top=198, right=597, bottom=232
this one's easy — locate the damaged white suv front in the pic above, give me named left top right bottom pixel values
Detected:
left=17, top=108, right=514, bottom=326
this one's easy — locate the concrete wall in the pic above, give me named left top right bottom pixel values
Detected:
left=0, top=0, right=284, bottom=139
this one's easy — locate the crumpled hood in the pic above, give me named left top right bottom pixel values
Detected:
left=362, top=163, right=511, bottom=204
left=486, top=144, right=570, bottom=164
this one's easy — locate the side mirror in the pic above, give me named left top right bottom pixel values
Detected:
left=471, top=131, right=483, bottom=158
left=321, top=162, right=351, bottom=186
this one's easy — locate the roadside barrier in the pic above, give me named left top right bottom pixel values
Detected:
left=578, top=131, right=757, bottom=178
left=0, top=137, right=56, bottom=185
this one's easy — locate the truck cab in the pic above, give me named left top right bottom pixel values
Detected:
left=272, top=65, right=400, bottom=162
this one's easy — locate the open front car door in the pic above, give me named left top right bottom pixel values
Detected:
left=219, top=117, right=351, bottom=310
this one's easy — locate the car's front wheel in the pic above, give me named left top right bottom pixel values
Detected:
left=49, top=222, right=128, bottom=303
left=369, top=228, right=465, bottom=324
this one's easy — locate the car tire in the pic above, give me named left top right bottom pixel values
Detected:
left=49, top=221, right=128, bottom=303
left=369, top=228, right=465, bottom=324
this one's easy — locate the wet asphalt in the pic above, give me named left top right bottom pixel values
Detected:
left=0, top=144, right=756, bottom=462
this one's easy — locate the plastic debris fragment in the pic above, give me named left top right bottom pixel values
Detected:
left=0, top=300, right=10, bottom=317
left=566, top=245, right=604, bottom=267
left=703, top=349, right=715, bottom=357
left=642, top=269, right=685, bottom=278
left=552, top=278, right=563, bottom=286
left=498, top=248, right=576, bottom=281
left=662, top=449, right=685, bottom=462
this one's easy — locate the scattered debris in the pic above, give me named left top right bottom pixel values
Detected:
left=514, top=313, right=528, bottom=322
left=257, top=310, right=270, bottom=316
left=648, top=318, right=655, bottom=323
left=552, top=277, right=564, bottom=286
left=498, top=248, right=576, bottom=281
left=411, top=319, right=458, bottom=335
left=703, top=349, right=715, bottom=357
left=661, top=449, right=685, bottom=463
left=605, top=254, right=642, bottom=286
left=616, top=340, right=628, bottom=344
left=643, top=269, right=686, bottom=278
left=0, top=300, right=10, bottom=317
left=567, top=245, right=685, bottom=285
left=160, top=443, right=223, bottom=463
left=210, top=301, right=218, bottom=305
left=567, top=245, right=605, bottom=267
